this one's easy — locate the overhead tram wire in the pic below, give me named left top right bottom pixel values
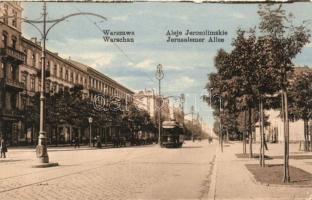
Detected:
left=71, top=5, right=157, bottom=85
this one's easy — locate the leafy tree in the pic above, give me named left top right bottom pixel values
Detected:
left=258, top=3, right=310, bottom=182
left=23, top=92, right=40, bottom=144
left=122, top=103, right=155, bottom=139
left=288, top=68, right=312, bottom=151
left=206, top=30, right=273, bottom=157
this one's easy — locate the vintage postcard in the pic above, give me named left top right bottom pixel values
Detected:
left=0, top=1, right=312, bottom=200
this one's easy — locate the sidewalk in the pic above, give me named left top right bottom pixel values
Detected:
left=208, top=142, right=312, bottom=200
left=7, top=142, right=157, bottom=153
left=8, top=144, right=115, bottom=152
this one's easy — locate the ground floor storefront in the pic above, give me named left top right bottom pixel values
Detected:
left=0, top=119, right=156, bottom=146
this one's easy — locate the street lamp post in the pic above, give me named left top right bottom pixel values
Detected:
left=17, top=2, right=107, bottom=164
left=155, top=64, right=164, bottom=146
left=191, top=105, right=195, bottom=141
left=180, top=93, right=185, bottom=121
left=209, top=89, right=223, bottom=152
left=88, top=117, right=93, bottom=147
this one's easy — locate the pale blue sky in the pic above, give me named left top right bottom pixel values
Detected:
left=21, top=2, right=312, bottom=127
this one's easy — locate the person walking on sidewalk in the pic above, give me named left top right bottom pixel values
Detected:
left=0, top=138, right=8, bottom=158
left=93, top=136, right=97, bottom=147
left=74, top=136, right=80, bottom=148
left=264, top=132, right=268, bottom=150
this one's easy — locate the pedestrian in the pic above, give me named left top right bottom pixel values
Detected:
left=264, top=132, right=268, bottom=150
left=264, top=138, right=268, bottom=150
left=74, top=136, right=80, bottom=148
left=72, top=138, right=75, bottom=146
left=0, top=138, right=8, bottom=158
left=93, top=136, right=97, bottom=147
left=96, top=135, right=101, bottom=148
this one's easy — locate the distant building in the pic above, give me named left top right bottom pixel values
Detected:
left=133, top=88, right=172, bottom=122
left=133, top=89, right=157, bottom=119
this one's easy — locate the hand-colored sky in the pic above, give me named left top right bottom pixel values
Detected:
left=21, top=2, right=312, bottom=127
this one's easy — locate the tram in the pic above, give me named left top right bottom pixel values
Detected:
left=162, top=121, right=184, bottom=148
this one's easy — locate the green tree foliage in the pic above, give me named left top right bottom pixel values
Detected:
left=205, top=4, right=310, bottom=162
left=258, top=4, right=310, bottom=182
left=288, top=68, right=312, bottom=151
left=122, top=103, right=153, bottom=131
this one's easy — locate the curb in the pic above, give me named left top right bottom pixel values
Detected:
left=207, top=147, right=219, bottom=200
left=243, top=162, right=312, bottom=188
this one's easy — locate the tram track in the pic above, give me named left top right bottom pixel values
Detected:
left=0, top=146, right=159, bottom=194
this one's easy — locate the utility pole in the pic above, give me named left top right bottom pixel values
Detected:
left=209, top=88, right=223, bottom=152
left=155, top=64, right=164, bottom=146
left=180, top=93, right=185, bottom=122
left=243, top=110, right=247, bottom=154
left=219, top=97, right=223, bottom=152
left=191, top=105, right=194, bottom=141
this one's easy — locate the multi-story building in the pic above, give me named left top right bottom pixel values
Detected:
left=134, top=88, right=172, bottom=123
left=0, top=2, right=134, bottom=145
left=68, top=59, right=134, bottom=144
left=0, top=2, right=26, bottom=145
left=133, top=89, right=157, bottom=119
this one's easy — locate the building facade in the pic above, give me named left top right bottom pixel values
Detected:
left=133, top=89, right=157, bottom=119
left=0, top=2, right=25, bottom=145
left=133, top=88, right=172, bottom=123
left=0, top=2, right=134, bottom=145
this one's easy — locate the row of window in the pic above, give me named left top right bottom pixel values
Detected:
left=21, top=72, right=35, bottom=91
left=3, top=36, right=132, bottom=101
left=89, top=77, right=128, bottom=99
left=21, top=72, right=73, bottom=95
left=21, top=56, right=131, bottom=99
left=0, top=3, right=18, bottom=29
left=48, top=61, right=88, bottom=85
left=20, top=71, right=131, bottom=101
left=22, top=47, right=88, bottom=86
left=2, top=31, right=17, bottom=49
left=0, top=62, right=19, bottom=81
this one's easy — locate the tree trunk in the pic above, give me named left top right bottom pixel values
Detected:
left=31, top=124, right=34, bottom=145
left=243, top=110, right=247, bottom=154
left=248, top=107, right=253, bottom=158
left=259, top=100, right=263, bottom=165
left=260, top=97, right=265, bottom=167
left=56, top=127, right=59, bottom=147
left=283, top=90, right=290, bottom=183
left=307, top=121, right=312, bottom=151
left=304, top=119, right=308, bottom=151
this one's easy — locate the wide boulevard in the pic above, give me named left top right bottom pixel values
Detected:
left=0, top=141, right=216, bottom=200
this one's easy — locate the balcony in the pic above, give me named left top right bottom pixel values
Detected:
left=1, top=109, right=23, bottom=121
left=0, top=47, right=26, bottom=64
left=0, top=78, right=25, bottom=91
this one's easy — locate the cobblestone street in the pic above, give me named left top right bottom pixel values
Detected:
left=0, top=141, right=216, bottom=200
